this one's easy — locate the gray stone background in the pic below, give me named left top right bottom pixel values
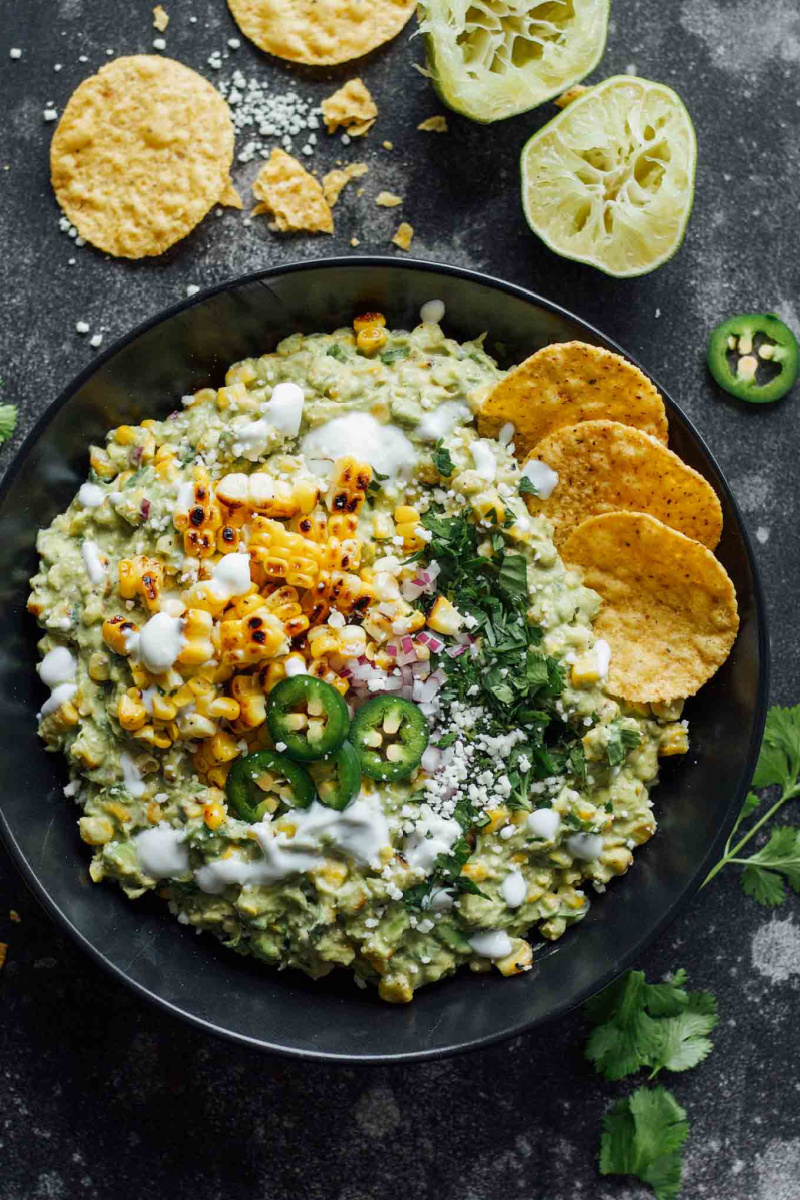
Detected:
left=2, top=1, right=800, bottom=1197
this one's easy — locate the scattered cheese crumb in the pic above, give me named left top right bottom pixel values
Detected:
left=9, top=48, right=22, bottom=60
left=153, top=37, right=167, bottom=51
left=375, top=191, right=402, bottom=208
left=153, top=5, right=169, bottom=31
left=351, top=237, right=360, bottom=247
left=417, top=116, right=448, bottom=133
left=75, top=321, right=90, bottom=334
left=89, top=333, right=103, bottom=348
left=391, top=222, right=414, bottom=251
left=228, top=37, right=241, bottom=49
left=186, top=284, right=200, bottom=297
left=43, top=108, right=58, bottom=122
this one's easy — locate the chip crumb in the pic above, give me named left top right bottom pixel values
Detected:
left=391, top=221, right=414, bottom=250
left=375, top=191, right=402, bottom=208
left=218, top=176, right=243, bottom=209
left=417, top=115, right=448, bottom=132
left=554, top=83, right=588, bottom=109
left=153, top=5, right=169, bottom=31
left=322, top=161, right=368, bottom=207
left=186, top=284, right=200, bottom=297
left=350, top=237, right=360, bottom=246
left=9, top=910, right=20, bottom=924
left=252, top=148, right=333, bottom=234
left=322, top=78, right=377, bottom=136
left=382, top=140, right=393, bottom=150
left=0, top=944, right=6, bottom=971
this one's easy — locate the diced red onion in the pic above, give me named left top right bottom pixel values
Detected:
left=446, top=642, right=469, bottom=658
left=411, top=660, right=430, bottom=678
left=380, top=675, right=403, bottom=692
left=129, top=445, right=143, bottom=466
left=386, top=643, right=398, bottom=657
left=401, top=580, right=426, bottom=601
left=338, top=666, right=352, bottom=679
left=140, top=498, right=151, bottom=519
left=401, top=635, right=414, bottom=655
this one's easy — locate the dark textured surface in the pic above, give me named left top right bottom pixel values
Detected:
left=1, top=2, right=799, bottom=1197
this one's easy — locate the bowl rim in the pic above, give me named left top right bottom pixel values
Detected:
left=0, top=255, right=770, bottom=1063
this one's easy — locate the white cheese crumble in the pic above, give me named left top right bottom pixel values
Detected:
left=420, top=299, right=445, bottom=324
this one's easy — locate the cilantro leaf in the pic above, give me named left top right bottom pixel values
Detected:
left=431, top=440, right=455, bottom=477
left=742, top=865, right=786, bottom=906
left=649, top=1002, right=717, bottom=1076
left=751, top=706, right=800, bottom=790
left=600, top=1087, right=689, bottom=1200
left=606, top=725, right=643, bottom=767
left=380, top=346, right=409, bottom=365
left=326, top=343, right=348, bottom=361
left=0, top=404, right=18, bottom=443
left=518, top=476, right=538, bottom=497
left=739, top=826, right=800, bottom=905
left=497, top=553, right=528, bottom=599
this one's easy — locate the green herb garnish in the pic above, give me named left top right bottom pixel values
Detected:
left=380, top=346, right=410, bottom=365
left=518, top=476, right=538, bottom=497
left=0, top=403, right=18, bottom=443
left=599, top=1086, right=689, bottom=1200
left=431, top=440, right=455, bottom=477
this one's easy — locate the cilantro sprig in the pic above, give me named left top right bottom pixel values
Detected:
left=0, top=403, right=17, bottom=443
left=705, top=705, right=800, bottom=904
left=600, top=1086, right=689, bottom=1200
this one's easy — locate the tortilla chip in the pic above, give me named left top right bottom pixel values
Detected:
left=417, top=115, right=448, bottom=132
left=227, top=0, right=415, bottom=65
left=554, top=84, right=587, bottom=109
left=322, top=162, right=368, bottom=207
left=322, top=79, right=377, bottom=134
left=391, top=221, right=414, bottom=250
left=252, top=149, right=333, bottom=234
left=375, top=191, right=402, bottom=207
left=218, top=176, right=243, bottom=208
left=477, top=341, right=668, bottom=461
left=50, top=56, right=234, bottom=258
left=523, top=420, right=723, bottom=550
left=153, top=5, right=169, bottom=30
left=562, top=512, right=739, bottom=703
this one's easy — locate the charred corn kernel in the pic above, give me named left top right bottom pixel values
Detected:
left=396, top=522, right=425, bottom=552
left=427, top=595, right=464, bottom=636
left=56, top=701, right=80, bottom=728
left=356, top=326, right=387, bottom=355
left=372, top=513, right=395, bottom=539
left=118, top=690, right=147, bottom=731
left=178, top=712, right=218, bottom=740
left=307, top=628, right=340, bottom=659
left=353, top=312, right=386, bottom=333
left=206, top=731, right=241, bottom=764
left=178, top=608, right=215, bottom=666
left=113, top=425, right=138, bottom=446
left=118, top=555, right=163, bottom=611
left=327, top=513, right=359, bottom=540
left=378, top=975, right=413, bottom=1004
left=262, top=585, right=310, bottom=639
left=217, top=605, right=286, bottom=666
left=658, top=723, right=689, bottom=757
left=260, top=660, right=287, bottom=695
left=651, top=698, right=684, bottom=721
left=106, top=800, right=132, bottom=824
left=302, top=569, right=374, bottom=628
left=203, top=799, right=226, bottom=830
left=570, top=649, right=608, bottom=688
left=496, top=938, right=533, bottom=977
left=249, top=516, right=321, bottom=589
left=461, top=861, right=489, bottom=883
left=602, top=847, right=633, bottom=875
left=207, top=697, right=241, bottom=722
left=315, top=859, right=349, bottom=888
left=229, top=673, right=267, bottom=728
left=393, top=505, right=419, bottom=524
left=89, top=446, right=116, bottom=479
left=327, top=457, right=372, bottom=516
left=171, top=683, right=194, bottom=709
left=216, top=525, right=241, bottom=554
left=151, top=694, right=177, bottom=722
left=102, top=615, right=138, bottom=656
left=188, top=676, right=213, bottom=697
left=575, top=803, right=596, bottom=822
left=308, top=657, right=349, bottom=696
left=147, top=800, right=163, bottom=824
left=79, top=815, right=114, bottom=845
left=471, top=490, right=506, bottom=523
left=291, top=510, right=328, bottom=543
left=485, top=808, right=509, bottom=834
left=87, top=652, right=110, bottom=682
left=134, top=723, right=174, bottom=749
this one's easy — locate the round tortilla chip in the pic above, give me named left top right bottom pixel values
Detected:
left=524, top=420, right=723, bottom=551
left=227, top=0, right=416, bottom=65
left=51, top=56, right=234, bottom=259
left=562, top=512, right=739, bottom=704
left=478, top=341, right=668, bottom=460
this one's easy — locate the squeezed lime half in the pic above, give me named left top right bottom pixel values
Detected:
left=521, top=75, right=697, bottom=276
left=419, top=0, right=609, bottom=124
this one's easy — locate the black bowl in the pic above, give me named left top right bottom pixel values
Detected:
left=0, top=258, right=768, bottom=1062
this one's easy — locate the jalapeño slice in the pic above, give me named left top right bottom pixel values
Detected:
left=266, top=675, right=349, bottom=762
left=350, top=697, right=429, bottom=782
left=708, top=312, right=798, bottom=403
left=309, top=741, right=361, bottom=811
left=226, top=750, right=315, bottom=823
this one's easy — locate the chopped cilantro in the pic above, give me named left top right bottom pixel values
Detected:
left=431, top=440, right=455, bottom=477
left=326, top=343, right=348, bottom=361
left=0, top=404, right=17, bottom=443
left=706, top=705, right=800, bottom=902
left=585, top=968, right=717, bottom=1080
left=606, top=725, right=643, bottom=767
left=518, top=476, right=538, bottom=497
left=380, top=346, right=410, bottom=365
left=599, top=1086, right=689, bottom=1200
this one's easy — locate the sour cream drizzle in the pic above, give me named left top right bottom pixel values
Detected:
left=135, top=824, right=189, bottom=878
left=520, top=458, right=559, bottom=499
left=402, top=807, right=462, bottom=874
left=120, top=752, right=146, bottom=799
left=500, top=871, right=526, bottom=908
left=136, top=612, right=186, bottom=675
left=301, top=414, right=415, bottom=482
left=81, top=540, right=107, bottom=584
left=468, top=930, right=513, bottom=960
left=416, top=401, right=470, bottom=443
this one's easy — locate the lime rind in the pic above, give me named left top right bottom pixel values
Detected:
left=520, top=75, right=697, bottom=277
left=419, top=0, right=610, bottom=124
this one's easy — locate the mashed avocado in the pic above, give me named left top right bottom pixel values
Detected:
left=28, top=316, right=685, bottom=1003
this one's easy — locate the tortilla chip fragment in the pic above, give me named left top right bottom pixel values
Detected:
left=554, top=84, right=587, bottom=109
left=376, top=191, right=402, bottom=207
left=563, top=512, right=739, bottom=703
left=50, top=56, right=234, bottom=258
left=322, top=78, right=378, bottom=136
left=523, top=420, right=723, bottom=550
left=252, top=148, right=333, bottom=233
left=0, top=943, right=6, bottom=971
left=322, top=162, right=368, bottom=207
left=218, top=176, right=243, bottom=209
left=391, top=221, right=414, bottom=250
left=382, top=140, right=394, bottom=150
left=227, top=0, right=415, bottom=65
left=478, top=341, right=668, bottom=461
left=417, top=116, right=448, bottom=132
left=153, top=5, right=169, bottom=30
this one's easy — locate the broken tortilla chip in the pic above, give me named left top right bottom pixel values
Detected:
left=375, top=191, right=402, bottom=207
left=478, top=341, right=668, bottom=461
left=50, top=55, right=234, bottom=258
left=417, top=115, right=448, bottom=132
left=322, top=162, right=368, bottom=207
left=227, top=0, right=415, bottom=65
left=391, top=222, right=414, bottom=250
left=322, top=79, right=377, bottom=135
left=523, top=420, right=723, bottom=550
left=252, top=149, right=333, bottom=234
left=153, top=5, right=169, bottom=30
left=218, top=176, right=243, bottom=208
left=562, top=511, right=739, bottom=703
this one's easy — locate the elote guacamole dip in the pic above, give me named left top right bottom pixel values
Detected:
left=28, top=310, right=689, bottom=1003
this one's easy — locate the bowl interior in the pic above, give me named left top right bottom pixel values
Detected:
left=0, top=260, right=767, bottom=1061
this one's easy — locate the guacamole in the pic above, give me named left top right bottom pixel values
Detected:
left=28, top=313, right=687, bottom=1003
